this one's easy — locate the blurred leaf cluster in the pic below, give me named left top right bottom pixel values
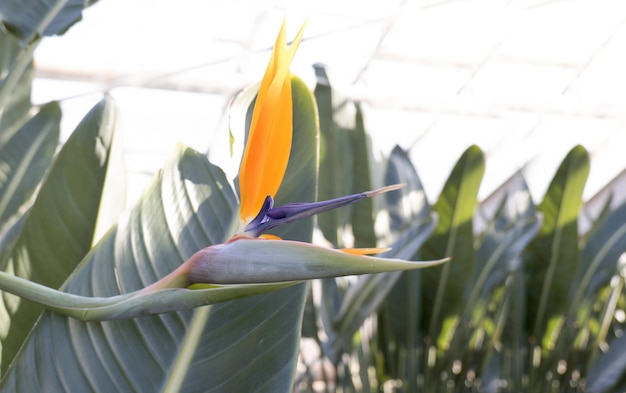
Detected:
left=296, top=66, right=626, bottom=393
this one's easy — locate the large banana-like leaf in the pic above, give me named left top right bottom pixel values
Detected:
left=0, top=102, right=60, bottom=227
left=0, top=29, right=33, bottom=136
left=0, top=28, right=59, bottom=285
left=1, top=76, right=317, bottom=391
left=0, top=96, right=120, bottom=375
left=0, top=0, right=97, bottom=44
left=524, top=146, right=589, bottom=391
left=420, top=145, right=484, bottom=342
left=550, top=199, right=626, bottom=375
left=376, top=145, right=430, bottom=381
left=314, top=64, right=353, bottom=247
left=349, top=104, right=376, bottom=248
left=310, top=65, right=349, bottom=347
left=0, top=145, right=239, bottom=391
left=456, top=174, right=540, bottom=386
left=525, top=145, right=589, bottom=342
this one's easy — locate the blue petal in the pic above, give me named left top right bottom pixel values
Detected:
left=244, top=184, right=404, bottom=237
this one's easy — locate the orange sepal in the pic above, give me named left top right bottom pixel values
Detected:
left=260, top=234, right=283, bottom=240
left=239, top=21, right=306, bottom=222
left=339, top=248, right=391, bottom=256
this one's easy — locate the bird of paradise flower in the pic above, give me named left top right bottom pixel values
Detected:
left=174, top=20, right=448, bottom=286
left=0, top=21, right=448, bottom=321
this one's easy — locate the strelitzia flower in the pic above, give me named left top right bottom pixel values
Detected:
left=235, top=21, right=400, bottom=243
left=0, top=21, right=448, bottom=322
left=178, top=20, right=450, bottom=284
left=172, top=21, right=448, bottom=287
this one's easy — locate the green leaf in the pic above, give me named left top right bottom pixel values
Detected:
left=0, top=32, right=58, bottom=248
left=451, top=174, right=539, bottom=383
left=0, top=29, right=33, bottom=135
left=377, top=146, right=431, bottom=382
left=0, top=96, right=119, bottom=375
left=314, top=64, right=353, bottom=247
left=349, top=104, right=376, bottom=248
left=0, top=0, right=97, bottom=44
left=0, top=145, right=239, bottom=391
left=0, top=102, right=60, bottom=227
left=550, top=200, right=626, bottom=375
left=420, top=145, right=485, bottom=342
left=525, top=145, right=589, bottom=342
left=0, top=28, right=43, bottom=267
left=1, top=75, right=318, bottom=391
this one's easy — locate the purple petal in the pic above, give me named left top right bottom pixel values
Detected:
left=244, top=184, right=404, bottom=237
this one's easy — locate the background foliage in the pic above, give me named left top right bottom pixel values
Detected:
left=294, top=66, right=626, bottom=393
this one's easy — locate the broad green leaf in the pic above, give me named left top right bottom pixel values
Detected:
left=311, top=65, right=349, bottom=352
left=1, top=145, right=239, bottom=391
left=0, top=0, right=97, bottom=44
left=0, top=30, right=54, bottom=252
left=525, top=145, right=589, bottom=342
left=0, top=102, right=60, bottom=227
left=378, top=268, right=422, bottom=384
left=377, top=146, right=430, bottom=383
left=314, top=64, right=353, bottom=247
left=447, top=174, right=539, bottom=382
left=0, top=96, right=119, bottom=375
left=0, top=29, right=33, bottom=137
left=547, top=201, right=626, bottom=377
left=2, top=75, right=318, bottom=391
left=349, top=103, right=376, bottom=248
left=91, top=114, right=126, bottom=244
left=300, top=283, right=318, bottom=338
left=312, top=67, right=386, bottom=363
left=420, top=145, right=484, bottom=342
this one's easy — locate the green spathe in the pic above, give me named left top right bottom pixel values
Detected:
left=187, top=237, right=449, bottom=284
left=0, top=237, right=448, bottom=322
